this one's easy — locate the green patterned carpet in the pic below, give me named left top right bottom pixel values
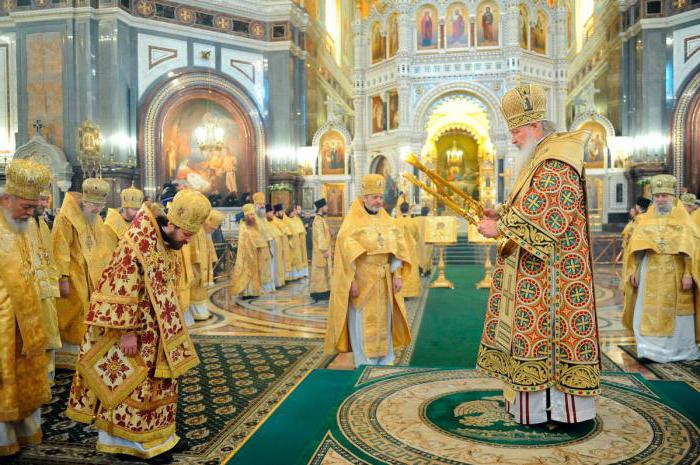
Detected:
left=8, top=336, right=328, bottom=465
left=619, top=344, right=700, bottom=392
left=227, top=367, right=700, bottom=465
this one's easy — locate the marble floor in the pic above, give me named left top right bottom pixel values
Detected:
left=198, top=264, right=655, bottom=378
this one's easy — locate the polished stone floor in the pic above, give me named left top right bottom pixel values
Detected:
left=198, top=264, right=653, bottom=378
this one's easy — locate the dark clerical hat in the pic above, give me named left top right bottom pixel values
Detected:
left=314, top=198, right=327, bottom=210
left=636, top=196, right=651, bottom=211
left=274, top=203, right=284, bottom=212
left=265, top=203, right=273, bottom=212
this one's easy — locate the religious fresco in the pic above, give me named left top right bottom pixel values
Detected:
left=446, top=3, right=468, bottom=48
left=477, top=1, right=499, bottom=47
left=388, top=91, right=399, bottom=130
left=388, top=13, right=399, bottom=57
left=161, top=97, right=250, bottom=196
left=580, top=121, right=607, bottom=169
left=416, top=5, right=438, bottom=50
left=372, top=95, right=386, bottom=133
left=372, top=155, right=399, bottom=212
left=371, top=22, right=386, bottom=64
left=319, top=130, right=346, bottom=175
left=322, top=183, right=345, bottom=216
left=518, top=4, right=529, bottom=49
left=567, top=1, right=573, bottom=49
left=26, top=32, right=64, bottom=148
left=531, top=11, right=547, bottom=54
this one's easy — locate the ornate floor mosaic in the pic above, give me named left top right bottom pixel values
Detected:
left=309, top=368, right=700, bottom=465
left=619, top=345, right=700, bottom=392
left=8, top=336, right=328, bottom=465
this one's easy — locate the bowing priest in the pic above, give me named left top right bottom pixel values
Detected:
left=27, top=177, right=63, bottom=381
left=324, top=174, right=413, bottom=367
left=104, top=184, right=144, bottom=253
left=189, top=209, right=225, bottom=321
left=0, top=159, right=52, bottom=456
left=310, top=198, right=332, bottom=302
left=52, top=177, right=111, bottom=369
left=623, top=175, right=700, bottom=362
left=266, top=203, right=286, bottom=288
left=476, top=84, right=600, bottom=425
left=66, top=189, right=211, bottom=460
left=395, top=201, right=421, bottom=297
left=230, top=203, right=273, bottom=298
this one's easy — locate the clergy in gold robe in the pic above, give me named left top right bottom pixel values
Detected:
left=395, top=202, right=421, bottom=297
left=27, top=183, right=62, bottom=381
left=324, top=174, right=413, bottom=367
left=681, top=192, right=700, bottom=231
left=266, top=203, right=286, bottom=288
left=253, top=192, right=277, bottom=292
left=189, top=210, right=225, bottom=321
left=476, top=84, right=600, bottom=425
left=66, top=189, right=210, bottom=459
left=0, top=159, right=51, bottom=456
left=279, top=206, right=303, bottom=280
left=104, top=184, right=143, bottom=253
left=52, top=177, right=111, bottom=369
left=623, top=175, right=700, bottom=362
left=310, top=198, right=332, bottom=302
left=230, top=204, right=273, bottom=298
left=618, top=197, right=651, bottom=311
left=415, top=206, right=435, bottom=277
left=293, top=204, right=309, bottom=277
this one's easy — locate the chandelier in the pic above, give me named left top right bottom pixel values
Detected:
left=194, top=121, right=224, bottom=153
left=446, top=138, right=463, bottom=164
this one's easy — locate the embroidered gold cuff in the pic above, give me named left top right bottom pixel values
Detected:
left=498, top=208, right=556, bottom=259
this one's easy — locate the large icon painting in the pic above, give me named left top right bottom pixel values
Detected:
left=161, top=97, right=252, bottom=196
left=477, top=1, right=499, bottom=47
left=388, top=91, right=399, bottom=130
left=319, top=130, right=346, bottom=175
left=580, top=121, right=607, bottom=169
left=372, top=155, right=399, bottom=213
left=416, top=5, right=438, bottom=50
left=446, top=3, right=468, bottom=48
left=322, top=183, right=345, bottom=217
left=531, top=11, right=547, bottom=54
left=371, top=22, right=386, bottom=64
left=372, top=95, right=386, bottom=134
left=518, top=4, right=529, bottom=49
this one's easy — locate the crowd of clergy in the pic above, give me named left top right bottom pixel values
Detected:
left=0, top=160, right=435, bottom=460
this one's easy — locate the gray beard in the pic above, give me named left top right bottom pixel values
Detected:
left=513, top=137, right=539, bottom=177
left=256, top=208, right=265, bottom=218
left=3, top=208, right=28, bottom=233
left=83, top=210, right=97, bottom=224
left=655, top=202, right=672, bottom=215
left=365, top=204, right=381, bottom=214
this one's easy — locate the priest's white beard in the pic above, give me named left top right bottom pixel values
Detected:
left=365, top=204, right=381, bottom=214
left=513, top=136, right=540, bottom=177
left=654, top=200, right=672, bottom=215
left=83, top=208, right=97, bottom=224
left=2, top=208, right=29, bottom=233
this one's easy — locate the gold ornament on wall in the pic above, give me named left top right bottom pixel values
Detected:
left=78, top=120, right=103, bottom=178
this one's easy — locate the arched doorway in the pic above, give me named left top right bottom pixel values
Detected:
left=672, top=69, right=700, bottom=194
left=138, top=70, right=266, bottom=197
left=420, top=96, right=496, bottom=208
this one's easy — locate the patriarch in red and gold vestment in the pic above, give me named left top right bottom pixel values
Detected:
left=66, top=189, right=211, bottom=459
left=477, top=84, right=600, bottom=425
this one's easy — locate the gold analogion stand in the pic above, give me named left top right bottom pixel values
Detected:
left=425, top=216, right=457, bottom=289
left=431, top=244, right=455, bottom=289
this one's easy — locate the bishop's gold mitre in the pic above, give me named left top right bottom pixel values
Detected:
left=680, top=192, right=696, bottom=206
left=362, top=174, right=385, bottom=196
left=649, top=174, right=676, bottom=196
left=205, top=209, right=225, bottom=229
left=242, top=203, right=255, bottom=216
left=167, top=189, right=212, bottom=234
left=252, top=192, right=265, bottom=204
left=5, top=159, right=51, bottom=201
left=120, top=184, right=144, bottom=209
left=82, top=178, right=110, bottom=205
left=501, top=84, right=547, bottom=130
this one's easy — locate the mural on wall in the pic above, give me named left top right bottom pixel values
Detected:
left=388, top=13, right=399, bottom=57
left=518, top=4, right=529, bottom=49
left=580, top=121, right=607, bottom=169
left=531, top=11, right=547, bottom=54
left=416, top=5, right=438, bottom=50
left=323, top=183, right=345, bottom=216
left=477, top=1, right=499, bottom=47
left=372, top=95, right=386, bottom=133
left=371, top=22, right=386, bottom=64
left=319, top=130, right=346, bottom=175
left=388, top=91, right=399, bottom=130
left=161, top=97, right=251, bottom=196
left=372, top=155, right=399, bottom=212
left=567, top=1, right=573, bottom=49
left=27, top=32, right=64, bottom=148
left=446, top=3, right=468, bottom=48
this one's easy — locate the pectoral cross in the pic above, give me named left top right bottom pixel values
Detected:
left=33, top=119, right=43, bottom=136
left=377, top=231, right=385, bottom=248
